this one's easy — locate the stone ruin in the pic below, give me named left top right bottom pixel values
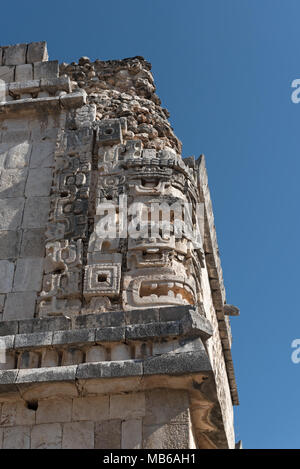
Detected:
left=0, top=41, right=239, bottom=449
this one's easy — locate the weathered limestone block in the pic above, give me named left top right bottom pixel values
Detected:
left=22, top=197, right=50, bottom=228
left=62, top=421, right=94, bottom=449
left=0, top=401, right=17, bottom=426
left=72, top=396, right=109, bottom=422
left=0, top=197, right=24, bottom=230
left=5, top=142, right=32, bottom=169
left=31, top=423, right=62, bottom=449
left=0, top=169, right=27, bottom=197
left=144, top=389, right=190, bottom=425
left=0, top=260, right=14, bottom=293
left=121, top=419, right=142, bottom=449
left=33, top=61, right=59, bottom=80
left=94, top=420, right=121, bottom=449
left=15, top=331, right=52, bottom=349
left=2, top=425, right=30, bottom=449
left=1, top=132, right=29, bottom=148
left=13, top=258, right=43, bottom=292
left=143, top=422, right=191, bottom=449
left=3, top=291, right=36, bottom=320
left=20, top=229, right=46, bottom=258
left=15, top=402, right=36, bottom=426
left=25, top=168, right=52, bottom=197
left=15, top=64, right=33, bottom=82
left=110, top=392, right=145, bottom=420
left=3, top=44, right=27, bottom=66
left=36, top=398, right=72, bottom=424
left=8, top=81, right=39, bottom=99
left=29, top=139, right=56, bottom=168
left=0, top=66, right=15, bottom=85
left=26, top=41, right=48, bottom=64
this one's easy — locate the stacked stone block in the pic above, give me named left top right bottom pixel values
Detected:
left=0, top=42, right=59, bottom=86
left=0, top=118, right=54, bottom=321
left=0, top=389, right=195, bottom=449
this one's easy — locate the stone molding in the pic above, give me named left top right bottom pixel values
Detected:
left=197, top=154, right=239, bottom=405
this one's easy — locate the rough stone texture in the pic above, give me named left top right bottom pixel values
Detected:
left=33, top=61, right=59, bottom=80
left=0, top=231, right=21, bottom=259
left=25, top=168, right=52, bottom=197
left=144, top=389, right=190, bottom=425
left=0, top=66, right=14, bottom=83
left=110, top=392, right=145, bottom=420
left=0, top=401, right=35, bottom=426
left=0, top=169, right=27, bottom=197
left=0, top=198, right=24, bottom=230
left=36, top=398, right=72, bottom=424
left=94, top=419, right=121, bottom=449
left=20, top=229, right=46, bottom=258
left=0, top=40, right=239, bottom=449
left=3, top=425, right=30, bottom=449
left=3, top=292, right=37, bottom=320
left=143, top=422, right=191, bottom=449
left=30, top=140, right=56, bottom=169
left=72, top=396, right=109, bottom=422
left=31, top=423, right=62, bottom=449
left=13, top=258, right=43, bottom=292
left=27, top=42, right=48, bottom=64
left=15, top=64, right=33, bottom=82
left=0, top=260, right=14, bottom=293
left=22, top=197, right=50, bottom=228
left=122, top=419, right=142, bottom=449
left=3, top=44, right=27, bottom=66
left=62, top=421, right=94, bottom=449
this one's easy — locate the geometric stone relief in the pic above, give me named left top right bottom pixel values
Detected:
left=123, top=273, right=197, bottom=309
left=83, top=263, right=121, bottom=299
left=36, top=118, right=94, bottom=317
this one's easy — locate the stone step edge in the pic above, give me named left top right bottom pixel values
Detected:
left=0, top=349, right=212, bottom=391
left=1, top=310, right=213, bottom=351
left=0, top=89, right=86, bottom=114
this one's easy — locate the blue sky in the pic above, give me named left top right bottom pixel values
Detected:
left=1, top=0, right=300, bottom=449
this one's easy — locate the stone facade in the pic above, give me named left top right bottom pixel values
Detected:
left=0, top=41, right=239, bottom=449
left=0, top=389, right=196, bottom=449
